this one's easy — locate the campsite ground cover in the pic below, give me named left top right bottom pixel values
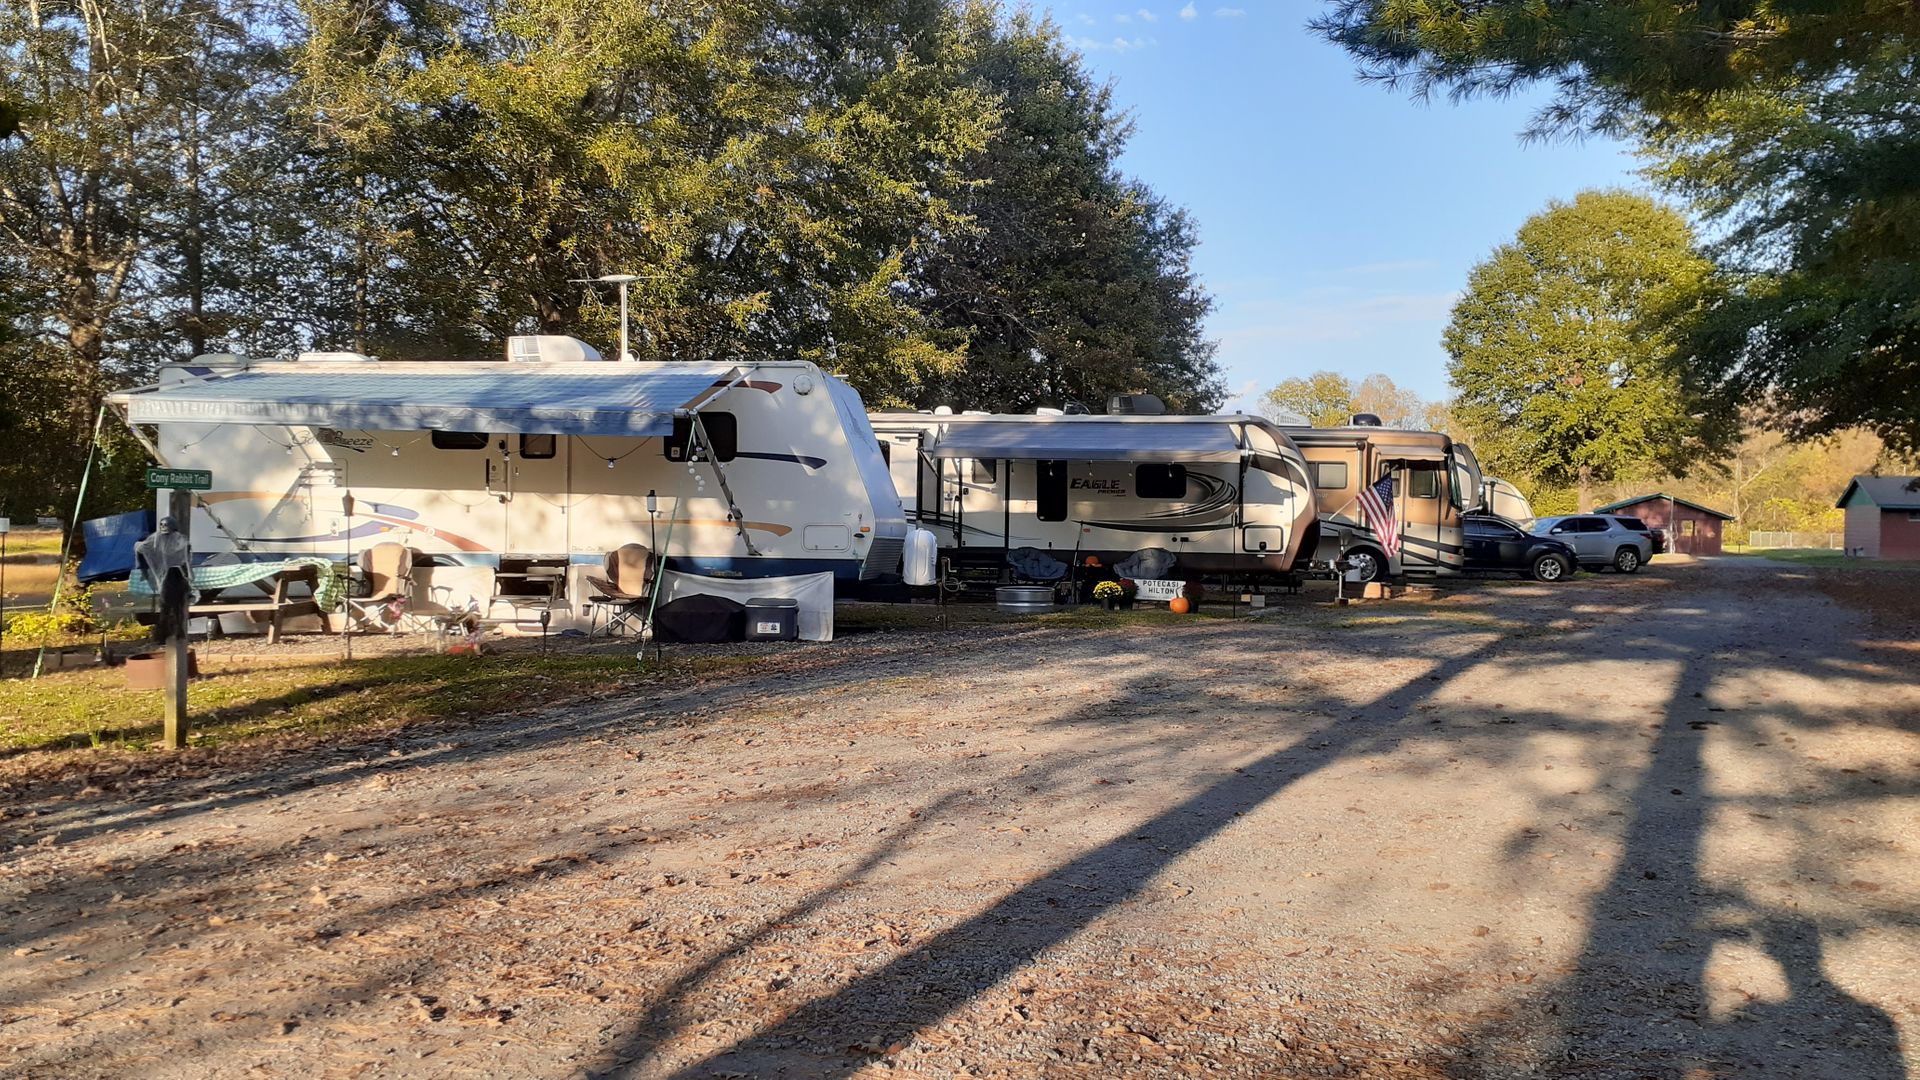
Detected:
left=2, top=559, right=1916, bottom=1079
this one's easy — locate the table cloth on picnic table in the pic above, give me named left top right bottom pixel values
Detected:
left=129, top=557, right=345, bottom=611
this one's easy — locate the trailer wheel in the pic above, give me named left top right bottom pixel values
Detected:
left=1613, top=547, right=1642, bottom=574
left=1531, top=553, right=1570, bottom=583
left=1344, top=547, right=1383, bottom=584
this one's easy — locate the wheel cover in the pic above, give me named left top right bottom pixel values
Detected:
left=1350, top=551, right=1379, bottom=581
left=1618, top=550, right=1639, bottom=570
left=1538, top=558, right=1563, bottom=580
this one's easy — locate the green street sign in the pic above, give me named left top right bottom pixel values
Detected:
left=146, top=467, right=212, bottom=491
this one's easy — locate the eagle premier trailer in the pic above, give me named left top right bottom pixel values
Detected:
left=867, top=410, right=1319, bottom=580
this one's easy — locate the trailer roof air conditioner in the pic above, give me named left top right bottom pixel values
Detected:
left=506, top=335, right=605, bottom=363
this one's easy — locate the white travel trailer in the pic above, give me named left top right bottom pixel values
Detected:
left=107, top=340, right=907, bottom=624
left=1282, top=424, right=1484, bottom=581
left=867, top=411, right=1319, bottom=578
left=1480, top=477, right=1533, bottom=522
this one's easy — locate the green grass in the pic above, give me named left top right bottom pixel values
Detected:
left=1732, top=548, right=1920, bottom=569
left=0, top=650, right=654, bottom=756
left=0, top=530, right=66, bottom=559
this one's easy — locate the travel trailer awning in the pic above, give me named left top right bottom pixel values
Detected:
left=927, top=420, right=1243, bottom=463
left=113, top=367, right=726, bottom=437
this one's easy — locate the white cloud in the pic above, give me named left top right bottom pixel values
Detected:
left=1215, top=6, right=1246, bottom=16
left=1075, top=12, right=1096, bottom=25
left=1178, top=2, right=1198, bottom=20
left=1073, top=34, right=1157, bottom=53
left=1137, top=7, right=1159, bottom=21
left=1115, top=11, right=1132, bottom=22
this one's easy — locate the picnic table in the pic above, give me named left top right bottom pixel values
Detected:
left=131, top=557, right=343, bottom=644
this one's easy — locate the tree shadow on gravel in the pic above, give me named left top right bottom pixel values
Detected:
left=590, top=629, right=1517, bottom=1080
left=1439, top=579, right=1913, bottom=1079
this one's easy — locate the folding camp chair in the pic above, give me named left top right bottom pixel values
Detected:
left=345, top=542, right=419, bottom=632
left=586, top=543, right=657, bottom=637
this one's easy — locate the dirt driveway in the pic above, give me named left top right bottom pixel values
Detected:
left=3, top=560, right=1917, bottom=1079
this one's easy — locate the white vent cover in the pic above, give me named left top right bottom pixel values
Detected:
left=295, top=350, right=377, bottom=363
left=506, top=335, right=604, bottom=363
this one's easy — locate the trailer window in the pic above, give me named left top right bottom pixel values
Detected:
left=665, top=412, right=737, bottom=462
left=431, top=431, right=489, bottom=451
left=970, top=458, right=998, bottom=485
left=1409, top=468, right=1438, bottom=499
left=1037, top=460, right=1069, bottom=522
left=1135, top=463, right=1188, bottom=500
left=1314, top=462, right=1348, bottom=489
left=519, top=434, right=557, bottom=459
left=877, top=440, right=890, bottom=464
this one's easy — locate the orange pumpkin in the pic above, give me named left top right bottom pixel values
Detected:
left=1168, top=596, right=1191, bottom=614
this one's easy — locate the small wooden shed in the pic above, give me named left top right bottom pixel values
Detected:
left=1836, top=476, right=1920, bottom=560
left=1593, top=493, right=1735, bottom=556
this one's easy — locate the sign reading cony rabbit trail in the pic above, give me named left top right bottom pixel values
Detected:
left=146, top=468, right=212, bottom=490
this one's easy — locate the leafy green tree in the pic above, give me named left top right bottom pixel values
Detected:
left=1443, top=191, right=1735, bottom=511
left=1260, top=370, right=1353, bottom=426
left=0, top=0, right=283, bottom=514
left=911, top=11, right=1220, bottom=413
left=1314, top=1, right=1920, bottom=454
left=297, top=0, right=999, bottom=401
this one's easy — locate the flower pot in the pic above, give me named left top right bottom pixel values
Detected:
left=124, top=649, right=198, bottom=690
left=1101, top=597, right=1118, bottom=611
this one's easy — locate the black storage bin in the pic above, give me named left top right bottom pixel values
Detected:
left=654, top=595, right=745, bottom=643
left=744, top=597, right=800, bottom=642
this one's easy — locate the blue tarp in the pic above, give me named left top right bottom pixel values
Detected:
left=77, top=509, right=156, bottom=584
left=115, top=364, right=731, bottom=437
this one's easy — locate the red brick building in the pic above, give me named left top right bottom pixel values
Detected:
left=1837, top=476, right=1920, bottom=560
left=1594, top=493, right=1735, bottom=556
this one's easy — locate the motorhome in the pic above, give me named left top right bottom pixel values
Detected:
left=867, top=410, right=1319, bottom=580
left=1282, top=422, right=1484, bottom=581
left=107, top=339, right=907, bottom=625
left=1481, top=477, right=1534, bottom=522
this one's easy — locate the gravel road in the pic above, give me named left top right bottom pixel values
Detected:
left=2, top=558, right=1916, bottom=1079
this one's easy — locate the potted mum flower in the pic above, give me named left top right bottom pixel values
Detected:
left=1118, top=578, right=1139, bottom=609
left=1093, top=580, right=1125, bottom=610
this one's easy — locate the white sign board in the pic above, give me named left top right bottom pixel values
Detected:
left=1133, top=578, right=1183, bottom=602
left=0, top=517, right=9, bottom=535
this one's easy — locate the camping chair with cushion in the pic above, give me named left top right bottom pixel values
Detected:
left=345, top=542, right=419, bottom=632
left=586, top=543, right=657, bottom=637
left=1115, top=546, right=1177, bottom=582
left=1006, top=546, right=1068, bottom=584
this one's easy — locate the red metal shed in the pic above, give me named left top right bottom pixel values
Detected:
left=1593, top=493, right=1735, bottom=556
left=1836, top=476, right=1920, bottom=560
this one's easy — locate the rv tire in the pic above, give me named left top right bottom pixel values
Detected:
left=1344, top=547, right=1383, bottom=584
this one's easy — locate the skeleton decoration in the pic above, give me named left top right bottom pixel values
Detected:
left=136, top=516, right=194, bottom=642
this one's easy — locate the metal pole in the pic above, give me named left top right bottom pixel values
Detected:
left=618, top=280, right=631, bottom=362
left=1, top=527, right=8, bottom=663
left=163, top=488, right=191, bottom=749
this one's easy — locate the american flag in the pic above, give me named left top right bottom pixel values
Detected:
left=1358, top=474, right=1400, bottom=558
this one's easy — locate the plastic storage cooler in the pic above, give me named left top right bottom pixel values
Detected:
left=744, top=597, right=800, bottom=642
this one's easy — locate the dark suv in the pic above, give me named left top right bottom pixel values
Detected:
left=1463, top=514, right=1580, bottom=582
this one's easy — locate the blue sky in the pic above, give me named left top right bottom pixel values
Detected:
left=1038, top=2, right=1644, bottom=412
